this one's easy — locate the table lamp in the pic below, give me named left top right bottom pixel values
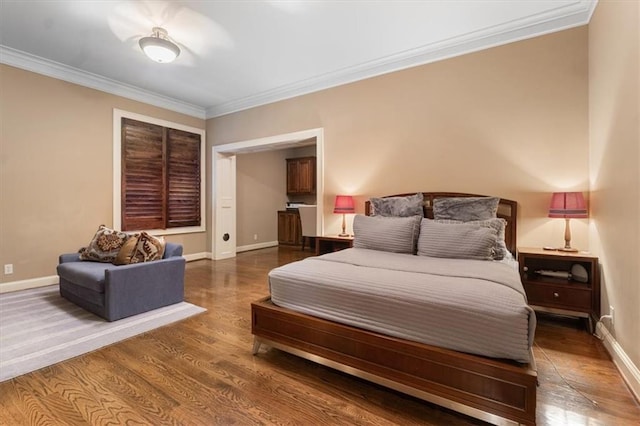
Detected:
left=548, top=192, right=588, bottom=252
left=334, top=195, right=355, bottom=237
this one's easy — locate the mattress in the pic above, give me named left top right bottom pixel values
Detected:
left=269, top=248, right=536, bottom=363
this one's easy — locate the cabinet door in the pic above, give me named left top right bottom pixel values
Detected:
left=278, top=211, right=301, bottom=245
left=296, top=158, right=315, bottom=194
left=293, top=212, right=302, bottom=245
left=286, top=213, right=297, bottom=244
left=286, top=157, right=316, bottom=195
left=286, top=160, right=300, bottom=194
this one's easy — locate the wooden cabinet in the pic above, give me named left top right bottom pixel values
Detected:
left=517, top=247, right=600, bottom=332
left=286, top=157, right=316, bottom=195
left=278, top=210, right=302, bottom=246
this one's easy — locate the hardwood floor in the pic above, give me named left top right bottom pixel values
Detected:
left=1, top=246, right=638, bottom=425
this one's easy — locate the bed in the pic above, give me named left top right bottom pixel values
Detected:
left=251, top=193, right=537, bottom=425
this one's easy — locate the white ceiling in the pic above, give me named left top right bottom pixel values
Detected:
left=0, top=1, right=596, bottom=119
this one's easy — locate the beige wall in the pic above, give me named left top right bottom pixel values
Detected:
left=0, top=64, right=207, bottom=283
left=209, top=27, right=590, bottom=247
left=588, top=0, right=640, bottom=368
left=1, top=27, right=592, bottom=285
left=235, top=145, right=318, bottom=247
left=236, top=150, right=289, bottom=246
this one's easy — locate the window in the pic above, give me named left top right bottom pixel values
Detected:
left=114, top=110, right=205, bottom=234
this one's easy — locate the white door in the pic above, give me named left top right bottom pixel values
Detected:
left=214, top=152, right=236, bottom=260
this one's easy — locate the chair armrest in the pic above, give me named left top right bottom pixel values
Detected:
left=103, top=257, right=186, bottom=320
left=59, top=253, right=82, bottom=264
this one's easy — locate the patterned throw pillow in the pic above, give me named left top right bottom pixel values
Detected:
left=129, top=232, right=166, bottom=263
left=112, top=234, right=140, bottom=265
left=433, top=197, right=499, bottom=222
left=370, top=193, right=424, bottom=217
left=79, top=225, right=130, bottom=263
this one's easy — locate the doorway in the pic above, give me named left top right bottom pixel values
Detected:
left=212, top=128, right=324, bottom=260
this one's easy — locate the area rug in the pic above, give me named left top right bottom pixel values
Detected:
left=0, top=285, right=206, bottom=382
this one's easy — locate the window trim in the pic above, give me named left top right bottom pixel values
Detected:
left=113, top=109, right=206, bottom=235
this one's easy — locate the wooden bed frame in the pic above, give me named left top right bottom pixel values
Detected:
left=252, top=193, right=537, bottom=425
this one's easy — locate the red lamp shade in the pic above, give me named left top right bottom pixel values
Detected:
left=333, top=195, right=355, bottom=214
left=548, top=192, right=588, bottom=218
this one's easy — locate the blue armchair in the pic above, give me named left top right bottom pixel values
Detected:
left=57, top=242, right=185, bottom=321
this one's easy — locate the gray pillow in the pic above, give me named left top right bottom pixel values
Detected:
left=417, top=219, right=497, bottom=260
left=434, top=218, right=508, bottom=260
left=370, top=193, right=424, bottom=217
left=433, top=197, right=499, bottom=222
left=353, top=214, right=422, bottom=254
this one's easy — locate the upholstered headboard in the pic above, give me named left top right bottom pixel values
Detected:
left=364, top=192, right=518, bottom=256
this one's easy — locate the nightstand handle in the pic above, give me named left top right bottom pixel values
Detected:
left=523, top=266, right=528, bottom=272
left=553, top=292, right=560, bottom=298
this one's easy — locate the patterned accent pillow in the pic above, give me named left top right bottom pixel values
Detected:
left=112, top=233, right=141, bottom=265
left=129, top=232, right=166, bottom=263
left=433, top=197, right=499, bottom=222
left=79, top=225, right=130, bottom=263
left=417, top=219, right=497, bottom=260
left=370, top=193, right=424, bottom=217
left=353, top=214, right=422, bottom=254
left=434, top=218, right=508, bottom=260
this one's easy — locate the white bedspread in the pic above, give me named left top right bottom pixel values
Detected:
left=269, top=248, right=536, bottom=363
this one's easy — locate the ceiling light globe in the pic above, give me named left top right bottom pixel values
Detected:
left=139, top=32, right=180, bottom=63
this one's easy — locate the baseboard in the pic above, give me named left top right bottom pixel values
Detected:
left=0, top=253, right=212, bottom=294
left=183, top=252, right=211, bottom=262
left=596, top=322, right=640, bottom=402
left=0, top=275, right=58, bottom=293
left=237, top=241, right=279, bottom=253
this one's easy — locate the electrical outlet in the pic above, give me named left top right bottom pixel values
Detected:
left=253, top=234, right=258, bottom=241
left=610, top=306, right=615, bottom=326
left=4, top=264, right=13, bottom=275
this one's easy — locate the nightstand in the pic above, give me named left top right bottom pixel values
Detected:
left=517, top=247, right=600, bottom=333
left=315, top=236, right=354, bottom=256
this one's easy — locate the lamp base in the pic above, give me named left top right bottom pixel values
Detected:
left=338, top=233, right=350, bottom=237
left=543, top=246, right=580, bottom=252
left=558, top=247, right=579, bottom=253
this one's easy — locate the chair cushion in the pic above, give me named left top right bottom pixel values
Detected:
left=59, top=281, right=105, bottom=308
left=56, top=262, right=117, bottom=293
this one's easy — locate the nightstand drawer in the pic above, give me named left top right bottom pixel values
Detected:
left=524, top=283, right=591, bottom=311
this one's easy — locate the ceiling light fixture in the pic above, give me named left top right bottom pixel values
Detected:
left=139, top=27, right=180, bottom=63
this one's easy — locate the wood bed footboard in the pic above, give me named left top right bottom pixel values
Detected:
left=251, top=297, right=537, bottom=426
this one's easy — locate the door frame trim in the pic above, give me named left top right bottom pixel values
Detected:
left=212, top=128, right=324, bottom=259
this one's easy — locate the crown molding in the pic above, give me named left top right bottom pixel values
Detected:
left=206, top=0, right=597, bottom=118
left=0, top=1, right=596, bottom=121
left=0, top=46, right=206, bottom=119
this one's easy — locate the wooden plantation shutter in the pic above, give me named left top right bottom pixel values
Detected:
left=121, top=118, right=201, bottom=231
left=167, top=129, right=201, bottom=228
left=121, top=118, right=166, bottom=231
